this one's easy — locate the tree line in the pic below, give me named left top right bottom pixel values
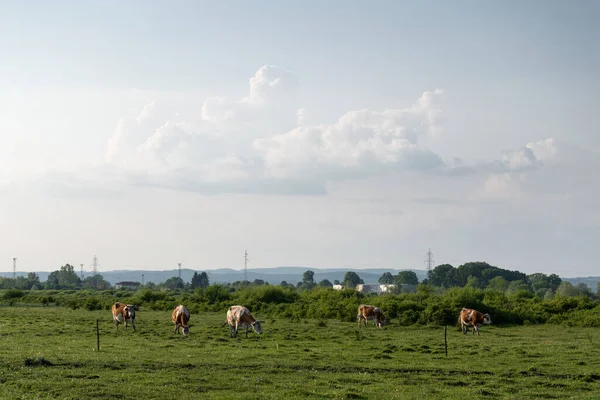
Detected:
left=0, top=261, right=597, bottom=300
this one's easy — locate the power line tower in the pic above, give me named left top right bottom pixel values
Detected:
left=244, top=250, right=249, bottom=282
left=12, top=258, right=17, bottom=279
left=178, top=263, right=182, bottom=280
left=80, top=264, right=84, bottom=280
left=91, top=255, right=100, bottom=289
left=91, top=255, right=99, bottom=276
left=424, top=248, right=435, bottom=274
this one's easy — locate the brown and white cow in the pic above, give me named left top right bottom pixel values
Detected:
left=223, top=305, right=263, bottom=338
left=459, top=307, right=491, bottom=336
left=357, top=304, right=386, bottom=328
left=112, top=302, right=137, bottom=330
left=172, top=304, right=191, bottom=336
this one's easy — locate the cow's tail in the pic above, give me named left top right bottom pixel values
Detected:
left=221, top=321, right=229, bottom=328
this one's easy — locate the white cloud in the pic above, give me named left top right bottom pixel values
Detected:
left=254, top=89, right=446, bottom=179
left=5, top=65, right=596, bottom=205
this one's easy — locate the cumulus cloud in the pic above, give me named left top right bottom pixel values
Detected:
left=10, top=64, right=592, bottom=200
left=254, top=89, right=446, bottom=179
left=99, top=73, right=451, bottom=194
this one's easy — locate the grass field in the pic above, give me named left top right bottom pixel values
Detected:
left=1, top=306, right=600, bottom=399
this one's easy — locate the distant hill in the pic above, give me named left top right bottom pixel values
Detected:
left=563, top=277, right=600, bottom=293
left=0, top=267, right=428, bottom=286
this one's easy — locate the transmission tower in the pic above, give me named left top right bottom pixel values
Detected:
left=13, top=258, right=17, bottom=279
left=178, top=263, right=182, bottom=280
left=244, top=250, right=249, bottom=281
left=92, top=255, right=99, bottom=276
left=80, top=264, right=84, bottom=280
left=424, top=248, right=435, bottom=273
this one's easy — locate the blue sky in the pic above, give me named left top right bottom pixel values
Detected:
left=1, top=1, right=599, bottom=276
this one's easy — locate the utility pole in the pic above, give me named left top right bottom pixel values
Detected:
left=80, top=264, right=84, bottom=280
left=178, top=263, right=182, bottom=280
left=142, top=274, right=144, bottom=286
left=424, top=248, right=435, bottom=273
left=12, top=258, right=17, bottom=279
left=244, top=250, right=249, bottom=282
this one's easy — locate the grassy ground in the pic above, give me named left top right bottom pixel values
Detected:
left=0, top=306, right=599, bottom=399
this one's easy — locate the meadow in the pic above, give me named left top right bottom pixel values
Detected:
left=1, top=306, right=600, bottom=399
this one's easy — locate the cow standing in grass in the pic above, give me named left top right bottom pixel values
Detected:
left=357, top=304, right=386, bottom=328
left=112, top=302, right=136, bottom=330
left=459, top=307, right=491, bottom=336
left=223, top=305, right=263, bottom=338
left=172, top=304, right=191, bottom=336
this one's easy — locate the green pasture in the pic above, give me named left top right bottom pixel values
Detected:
left=1, top=306, right=599, bottom=399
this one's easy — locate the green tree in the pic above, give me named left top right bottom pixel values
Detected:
left=45, top=271, right=60, bottom=289
left=396, top=271, right=419, bottom=285
left=487, top=276, right=508, bottom=292
left=82, top=274, right=111, bottom=290
left=556, top=282, right=580, bottom=297
left=342, top=272, right=363, bottom=289
left=58, top=264, right=81, bottom=289
left=164, top=277, right=185, bottom=290
left=427, top=264, right=457, bottom=288
left=318, top=279, right=333, bottom=288
left=378, top=272, right=395, bottom=284
left=26, top=272, right=42, bottom=290
left=506, top=279, right=532, bottom=294
left=465, top=275, right=481, bottom=289
left=302, top=270, right=315, bottom=288
left=191, top=271, right=210, bottom=289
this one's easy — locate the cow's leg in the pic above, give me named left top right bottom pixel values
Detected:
left=357, top=315, right=361, bottom=328
left=229, top=324, right=234, bottom=338
left=245, top=325, right=249, bottom=338
left=174, top=323, right=179, bottom=334
left=132, top=319, right=136, bottom=331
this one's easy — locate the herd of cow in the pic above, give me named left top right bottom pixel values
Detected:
left=111, top=302, right=492, bottom=337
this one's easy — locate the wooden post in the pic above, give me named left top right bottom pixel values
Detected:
left=96, top=319, right=100, bottom=352
left=444, top=325, right=448, bottom=357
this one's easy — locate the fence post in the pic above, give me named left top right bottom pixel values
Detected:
left=96, top=319, right=100, bottom=352
left=444, top=325, right=448, bottom=357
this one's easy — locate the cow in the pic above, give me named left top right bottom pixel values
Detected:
left=222, top=305, right=263, bottom=338
left=459, top=307, right=492, bottom=336
left=112, top=302, right=137, bottom=330
left=357, top=304, right=386, bottom=328
left=171, top=304, right=191, bottom=336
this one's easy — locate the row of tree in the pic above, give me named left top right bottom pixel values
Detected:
left=1, top=261, right=597, bottom=300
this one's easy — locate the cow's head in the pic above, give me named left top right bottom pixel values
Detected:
left=483, top=313, right=492, bottom=325
left=124, top=305, right=136, bottom=319
left=182, top=324, right=190, bottom=336
left=252, top=320, right=263, bottom=335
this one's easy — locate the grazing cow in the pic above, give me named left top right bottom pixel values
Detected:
left=459, top=307, right=492, bottom=336
left=223, top=305, right=263, bottom=338
left=112, top=302, right=137, bottom=330
left=172, top=304, right=191, bottom=336
left=357, top=304, right=386, bottom=328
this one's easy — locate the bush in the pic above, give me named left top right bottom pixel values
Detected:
left=3, top=289, right=24, bottom=300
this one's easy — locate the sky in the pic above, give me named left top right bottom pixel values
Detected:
left=1, top=1, right=599, bottom=277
